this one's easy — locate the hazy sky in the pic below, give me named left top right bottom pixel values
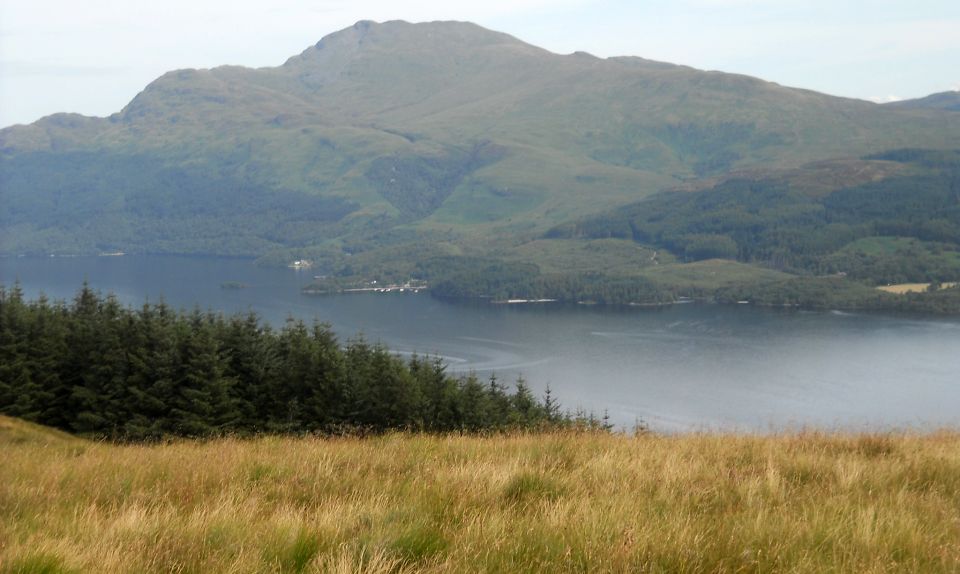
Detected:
left=1, top=0, right=958, bottom=127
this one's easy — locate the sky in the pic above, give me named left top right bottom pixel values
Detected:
left=1, top=0, right=959, bottom=128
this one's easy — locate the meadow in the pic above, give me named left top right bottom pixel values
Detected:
left=877, top=282, right=959, bottom=294
left=2, top=416, right=960, bottom=573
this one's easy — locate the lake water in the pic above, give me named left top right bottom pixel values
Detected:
left=3, top=255, right=960, bottom=432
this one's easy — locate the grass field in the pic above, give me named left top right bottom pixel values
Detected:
left=639, top=258, right=792, bottom=291
left=2, top=417, right=960, bottom=573
left=877, top=282, right=959, bottom=294
left=500, top=238, right=673, bottom=275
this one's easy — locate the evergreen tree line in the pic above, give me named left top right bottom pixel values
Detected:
left=0, top=284, right=592, bottom=440
left=715, top=278, right=960, bottom=313
left=431, top=270, right=677, bottom=305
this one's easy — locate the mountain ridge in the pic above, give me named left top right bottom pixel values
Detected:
left=887, top=90, right=960, bottom=112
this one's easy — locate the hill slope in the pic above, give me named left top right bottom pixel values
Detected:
left=3, top=424, right=960, bottom=572
left=0, top=414, right=80, bottom=446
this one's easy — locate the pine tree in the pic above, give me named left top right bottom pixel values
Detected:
left=304, top=321, right=346, bottom=429
left=510, top=376, right=538, bottom=425
left=220, top=312, right=274, bottom=432
left=0, top=285, right=33, bottom=418
left=458, top=374, right=490, bottom=431
left=414, top=355, right=458, bottom=431
left=486, top=374, right=512, bottom=428
left=543, top=385, right=560, bottom=423
left=166, top=311, right=226, bottom=436
left=27, top=295, right=69, bottom=427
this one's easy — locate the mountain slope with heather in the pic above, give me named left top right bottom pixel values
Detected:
left=2, top=20, right=960, bottom=308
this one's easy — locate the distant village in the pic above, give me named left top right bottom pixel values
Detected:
left=302, top=276, right=429, bottom=295
left=340, top=279, right=429, bottom=294
left=287, top=259, right=314, bottom=269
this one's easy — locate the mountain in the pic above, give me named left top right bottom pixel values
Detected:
left=887, top=91, right=960, bottom=112
left=2, top=20, right=960, bottom=308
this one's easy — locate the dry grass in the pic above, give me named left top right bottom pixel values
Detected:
left=877, top=282, right=958, bottom=294
left=2, top=418, right=960, bottom=573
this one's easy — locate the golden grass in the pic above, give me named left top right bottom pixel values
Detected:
left=877, top=282, right=958, bottom=294
left=2, top=419, right=960, bottom=573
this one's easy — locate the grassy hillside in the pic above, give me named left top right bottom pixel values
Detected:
left=2, top=417, right=960, bottom=573
left=0, top=414, right=80, bottom=447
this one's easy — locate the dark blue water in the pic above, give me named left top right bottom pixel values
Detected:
left=4, top=255, right=960, bottom=432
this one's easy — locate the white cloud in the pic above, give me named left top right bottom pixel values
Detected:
left=0, top=60, right=128, bottom=78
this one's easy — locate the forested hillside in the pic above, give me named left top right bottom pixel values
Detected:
left=550, top=150, right=960, bottom=282
left=493, top=149, right=958, bottom=310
